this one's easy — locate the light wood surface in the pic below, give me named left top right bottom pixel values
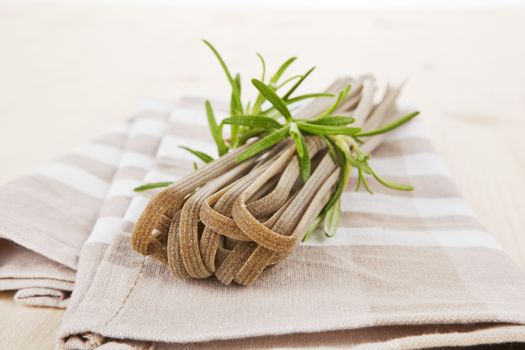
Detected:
left=1, top=4, right=524, bottom=349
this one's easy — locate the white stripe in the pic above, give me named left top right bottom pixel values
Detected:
left=143, top=170, right=180, bottom=183
left=157, top=135, right=216, bottom=160
left=106, top=179, right=143, bottom=198
left=35, top=163, right=108, bottom=198
left=119, top=152, right=155, bottom=169
left=124, top=196, right=151, bottom=223
left=341, top=192, right=475, bottom=218
left=429, top=231, right=502, bottom=250
left=72, top=143, right=123, bottom=167
left=304, top=228, right=503, bottom=250
left=87, top=216, right=124, bottom=244
left=384, top=115, right=427, bottom=141
left=130, top=118, right=167, bottom=137
left=368, top=152, right=449, bottom=177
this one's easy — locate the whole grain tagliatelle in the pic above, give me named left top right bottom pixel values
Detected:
left=131, top=76, right=409, bottom=285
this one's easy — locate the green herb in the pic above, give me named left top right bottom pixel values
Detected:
left=314, top=84, right=351, bottom=119
left=205, top=101, right=228, bottom=156
left=236, top=126, right=290, bottom=162
left=134, top=40, right=420, bottom=242
left=251, top=79, right=294, bottom=121
left=222, top=116, right=282, bottom=129
left=256, top=53, right=266, bottom=82
left=302, top=215, right=323, bottom=242
left=134, top=181, right=174, bottom=192
left=323, top=199, right=341, bottom=238
left=356, top=111, right=420, bottom=137
left=283, top=66, right=315, bottom=100
left=229, top=79, right=363, bottom=181
left=311, top=116, right=355, bottom=126
left=269, top=57, right=297, bottom=84
left=284, top=93, right=334, bottom=105
left=178, top=146, right=214, bottom=164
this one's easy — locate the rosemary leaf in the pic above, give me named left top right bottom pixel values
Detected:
left=238, top=127, right=266, bottom=145
left=302, top=215, right=323, bottom=242
left=283, top=66, right=315, bottom=100
left=285, top=93, right=334, bottom=105
left=223, top=116, right=282, bottom=129
left=251, top=79, right=293, bottom=121
left=319, top=135, right=337, bottom=161
left=297, top=122, right=361, bottom=136
left=256, top=53, right=266, bottom=82
left=230, top=74, right=244, bottom=147
left=309, top=116, right=356, bottom=126
left=323, top=199, right=341, bottom=238
left=360, top=169, right=374, bottom=194
left=205, top=101, right=228, bottom=156
left=273, top=75, right=302, bottom=90
left=357, top=111, right=420, bottom=137
left=236, top=125, right=290, bottom=162
left=289, top=123, right=311, bottom=181
left=298, top=135, right=311, bottom=182
left=178, top=146, right=214, bottom=163
left=203, top=40, right=243, bottom=146
left=370, top=168, right=414, bottom=191
left=202, top=40, right=234, bottom=84
left=269, top=56, right=297, bottom=84
left=321, top=136, right=351, bottom=216
left=289, top=123, right=304, bottom=157
left=315, top=84, right=351, bottom=118
left=134, top=181, right=173, bottom=192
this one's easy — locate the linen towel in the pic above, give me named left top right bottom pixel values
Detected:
left=1, top=96, right=525, bottom=349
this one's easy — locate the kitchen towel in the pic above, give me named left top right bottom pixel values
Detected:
left=1, top=90, right=525, bottom=349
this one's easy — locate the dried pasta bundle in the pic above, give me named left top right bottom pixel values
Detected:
left=131, top=42, right=419, bottom=285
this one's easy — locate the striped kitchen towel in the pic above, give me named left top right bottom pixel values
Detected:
left=1, top=93, right=525, bottom=349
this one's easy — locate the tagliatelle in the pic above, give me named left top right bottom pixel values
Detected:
left=132, top=76, right=414, bottom=285
left=131, top=41, right=419, bottom=285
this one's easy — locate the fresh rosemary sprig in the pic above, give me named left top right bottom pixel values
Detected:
left=134, top=40, right=420, bottom=240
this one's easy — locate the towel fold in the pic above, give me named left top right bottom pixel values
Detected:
left=1, top=96, right=525, bottom=349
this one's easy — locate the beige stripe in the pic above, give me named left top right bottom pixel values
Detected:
left=155, top=158, right=197, bottom=177
left=350, top=245, right=479, bottom=317
left=373, top=137, right=435, bottom=158
left=92, top=133, right=129, bottom=149
left=113, top=167, right=149, bottom=181
left=58, top=154, right=116, bottom=182
left=0, top=175, right=102, bottom=269
left=167, top=121, right=211, bottom=140
left=443, top=245, right=525, bottom=320
left=126, top=135, right=163, bottom=155
left=92, top=134, right=164, bottom=156
left=98, top=196, right=133, bottom=218
left=344, top=175, right=460, bottom=198
left=341, top=212, right=483, bottom=231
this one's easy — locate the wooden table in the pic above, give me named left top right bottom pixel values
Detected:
left=1, top=4, right=524, bottom=349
